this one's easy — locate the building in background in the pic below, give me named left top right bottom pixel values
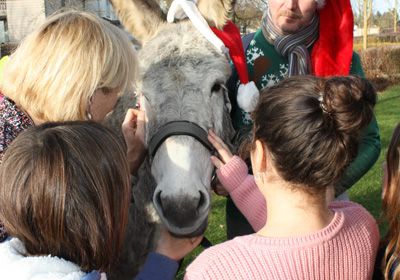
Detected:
left=45, top=0, right=117, bottom=20
left=1, top=0, right=117, bottom=44
left=0, top=0, right=7, bottom=43
left=354, top=25, right=381, bottom=37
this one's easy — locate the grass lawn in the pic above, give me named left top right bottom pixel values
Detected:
left=349, top=85, right=400, bottom=234
left=176, top=85, right=400, bottom=279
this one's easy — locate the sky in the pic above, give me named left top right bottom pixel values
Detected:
left=350, top=0, right=394, bottom=14
left=374, top=1, right=392, bottom=13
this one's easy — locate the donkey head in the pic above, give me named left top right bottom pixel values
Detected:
left=111, top=0, right=234, bottom=237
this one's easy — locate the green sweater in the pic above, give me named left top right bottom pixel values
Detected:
left=230, top=28, right=381, bottom=193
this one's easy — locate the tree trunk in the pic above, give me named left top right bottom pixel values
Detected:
left=362, top=0, right=372, bottom=50
left=363, top=0, right=368, bottom=49
left=395, top=0, right=398, bottom=33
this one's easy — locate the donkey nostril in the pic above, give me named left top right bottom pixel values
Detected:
left=197, top=190, right=209, bottom=212
left=155, top=191, right=163, bottom=210
left=197, top=191, right=204, bottom=211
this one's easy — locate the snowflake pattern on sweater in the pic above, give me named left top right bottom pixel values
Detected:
left=235, top=31, right=291, bottom=127
left=246, top=46, right=265, bottom=66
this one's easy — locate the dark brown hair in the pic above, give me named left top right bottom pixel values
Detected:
left=0, top=121, right=131, bottom=272
left=382, top=123, right=400, bottom=279
left=251, top=76, right=376, bottom=192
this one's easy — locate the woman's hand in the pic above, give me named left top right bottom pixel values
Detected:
left=122, top=109, right=146, bottom=175
left=155, top=228, right=203, bottom=261
left=208, top=130, right=234, bottom=196
left=208, top=130, right=234, bottom=168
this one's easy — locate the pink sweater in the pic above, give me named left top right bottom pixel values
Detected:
left=184, top=156, right=380, bottom=280
left=216, top=156, right=266, bottom=231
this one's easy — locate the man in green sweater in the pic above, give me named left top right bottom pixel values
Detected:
left=226, top=0, right=381, bottom=238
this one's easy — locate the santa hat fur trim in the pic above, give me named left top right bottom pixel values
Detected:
left=237, top=82, right=259, bottom=112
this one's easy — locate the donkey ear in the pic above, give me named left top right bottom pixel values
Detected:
left=197, top=0, right=233, bottom=29
left=110, top=0, right=166, bottom=42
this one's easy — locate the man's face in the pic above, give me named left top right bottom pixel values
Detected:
left=268, top=0, right=318, bottom=34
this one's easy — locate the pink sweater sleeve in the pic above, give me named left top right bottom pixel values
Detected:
left=217, top=156, right=266, bottom=231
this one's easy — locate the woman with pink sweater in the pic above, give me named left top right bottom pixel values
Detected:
left=184, top=76, right=380, bottom=279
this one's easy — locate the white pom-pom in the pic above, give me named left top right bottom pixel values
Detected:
left=237, top=81, right=259, bottom=113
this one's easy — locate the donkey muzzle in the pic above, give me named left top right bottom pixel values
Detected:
left=153, top=188, right=211, bottom=236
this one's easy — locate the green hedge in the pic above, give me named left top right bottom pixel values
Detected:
left=359, top=46, right=400, bottom=91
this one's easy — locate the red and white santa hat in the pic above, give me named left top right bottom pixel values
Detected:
left=211, top=22, right=259, bottom=113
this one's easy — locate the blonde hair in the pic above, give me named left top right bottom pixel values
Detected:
left=1, top=10, right=137, bottom=122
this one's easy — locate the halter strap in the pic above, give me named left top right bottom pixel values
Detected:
left=148, top=121, right=214, bottom=162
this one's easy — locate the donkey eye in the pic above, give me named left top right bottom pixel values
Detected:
left=211, top=83, right=222, bottom=92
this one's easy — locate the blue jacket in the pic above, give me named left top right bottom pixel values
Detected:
left=134, top=253, right=179, bottom=280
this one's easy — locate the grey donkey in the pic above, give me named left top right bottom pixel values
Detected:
left=107, top=0, right=235, bottom=278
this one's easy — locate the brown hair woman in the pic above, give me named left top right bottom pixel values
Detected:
left=183, top=76, right=380, bottom=279
left=375, top=124, right=400, bottom=279
left=0, top=122, right=131, bottom=278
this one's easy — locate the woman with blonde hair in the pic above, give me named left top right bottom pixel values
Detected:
left=375, top=124, right=400, bottom=279
left=0, top=10, right=144, bottom=242
left=1, top=9, right=137, bottom=125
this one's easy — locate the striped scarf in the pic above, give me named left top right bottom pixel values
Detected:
left=261, top=8, right=319, bottom=76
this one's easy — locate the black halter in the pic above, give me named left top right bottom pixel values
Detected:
left=148, top=120, right=216, bottom=248
left=148, top=120, right=214, bottom=162
left=148, top=120, right=220, bottom=191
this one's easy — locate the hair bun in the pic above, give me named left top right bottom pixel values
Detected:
left=321, top=76, right=376, bottom=136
